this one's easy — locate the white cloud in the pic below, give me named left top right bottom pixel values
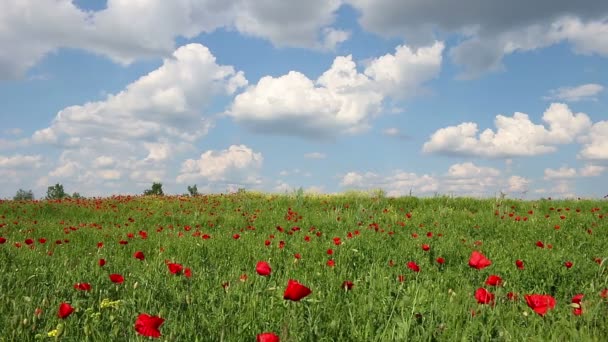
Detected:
left=579, top=121, right=608, bottom=160
left=579, top=164, right=606, bottom=177
left=446, top=162, right=500, bottom=178
left=92, top=156, right=115, bottom=168
left=304, top=152, right=327, bottom=159
left=340, top=170, right=439, bottom=196
left=177, top=145, right=263, bottom=185
left=544, top=83, right=604, bottom=102
left=544, top=167, right=577, bottom=180
left=423, top=103, right=592, bottom=157
left=506, top=176, right=531, bottom=193
left=0, top=154, right=42, bottom=168
left=383, top=128, right=401, bottom=136
left=227, top=42, right=443, bottom=138
left=0, top=0, right=348, bottom=79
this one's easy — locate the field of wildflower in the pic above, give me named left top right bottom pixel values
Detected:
left=0, top=192, right=607, bottom=341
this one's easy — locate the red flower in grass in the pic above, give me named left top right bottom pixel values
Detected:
left=25, top=238, right=34, bottom=245
left=600, top=288, right=608, bottom=299
left=134, top=251, right=145, bottom=260
left=167, top=263, right=183, bottom=275
left=564, top=261, right=573, bottom=269
left=342, top=280, right=354, bottom=291
left=58, top=302, right=74, bottom=319
left=436, top=257, right=445, bottom=265
left=134, top=313, right=164, bottom=338
left=469, top=251, right=491, bottom=270
left=421, top=244, right=430, bottom=251
left=294, top=253, right=302, bottom=259
left=184, top=268, right=192, bottom=278
left=515, top=259, right=525, bottom=270
left=99, top=258, right=106, bottom=267
left=475, top=288, right=495, bottom=304
left=525, top=294, right=556, bottom=316
left=257, top=332, right=280, bottom=342
left=109, top=274, right=124, bottom=284
left=74, top=283, right=92, bottom=291
left=572, top=294, right=584, bottom=316
left=507, top=292, right=518, bottom=301
left=535, top=241, right=544, bottom=248
left=407, top=261, right=420, bottom=272
left=485, top=275, right=503, bottom=286
left=256, top=261, right=272, bottom=276
left=0, top=237, right=6, bottom=244
left=283, top=279, right=311, bottom=301
left=233, top=234, right=240, bottom=240
left=327, top=259, right=335, bottom=267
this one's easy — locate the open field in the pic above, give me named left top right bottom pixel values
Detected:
left=0, top=193, right=607, bottom=341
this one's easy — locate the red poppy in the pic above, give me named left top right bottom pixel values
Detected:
left=564, top=261, right=573, bottom=268
left=294, top=253, right=302, bottom=259
left=421, top=244, right=430, bottom=251
left=58, top=302, right=74, bottom=319
left=257, top=332, right=280, bottom=342
left=600, top=288, right=608, bottom=299
left=134, top=313, right=164, bottom=338
left=485, top=275, right=503, bottom=286
left=134, top=251, right=145, bottom=260
left=167, top=263, right=183, bottom=275
left=507, top=292, right=518, bottom=301
left=264, top=240, right=271, bottom=246
left=283, top=279, right=312, bottom=301
left=184, top=268, right=192, bottom=278
left=436, top=257, right=445, bottom=265
left=233, top=234, right=240, bottom=240
left=99, top=258, right=106, bottom=267
left=515, top=259, right=525, bottom=270
left=327, top=259, right=335, bottom=267
left=525, top=294, right=556, bottom=316
left=327, top=249, right=333, bottom=255
left=333, top=237, right=342, bottom=245
left=572, top=294, right=584, bottom=316
left=468, top=251, right=492, bottom=270
left=475, top=288, right=495, bottom=304
left=407, top=261, right=420, bottom=272
left=536, top=241, right=544, bottom=248
left=38, top=238, right=47, bottom=244
left=97, top=242, right=103, bottom=248
left=0, top=237, right=6, bottom=244
left=256, top=261, right=272, bottom=276
left=342, top=280, right=354, bottom=290
left=109, top=274, right=124, bottom=284
left=25, top=238, right=34, bottom=245
left=74, top=282, right=92, bottom=291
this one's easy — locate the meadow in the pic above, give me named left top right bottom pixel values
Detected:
left=0, top=192, right=607, bottom=341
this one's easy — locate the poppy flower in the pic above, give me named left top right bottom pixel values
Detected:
left=525, top=294, right=556, bottom=316
left=25, top=238, right=34, bottom=245
left=167, top=263, right=183, bottom=275
left=422, top=244, right=430, bottom=251
left=233, top=234, right=240, bottom=240
left=99, top=258, right=106, bottom=267
left=564, top=261, right=573, bottom=268
left=474, top=288, right=495, bottom=304
left=572, top=294, right=584, bottom=316
left=74, top=282, right=92, bottom=291
left=600, top=288, right=608, bottom=298
left=257, top=332, right=280, bottom=342
left=134, top=251, right=145, bottom=260
left=327, top=249, right=333, bottom=255
left=294, top=253, right=301, bottom=259
left=58, top=302, right=74, bottom=319
left=256, top=261, right=272, bottom=276
left=485, top=275, right=503, bottom=286
left=342, top=280, right=354, bottom=291
left=109, top=274, right=124, bottom=284
left=407, top=261, right=420, bottom=272
left=283, top=279, right=312, bottom=301
left=469, top=251, right=492, bottom=270
left=515, top=259, right=525, bottom=270
left=327, top=259, right=335, bottom=267
left=536, top=241, right=544, bottom=248
left=436, top=257, right=445, bottom=265
left=184, top=268, right=192, bottom=278
left=134, top=313, right=164, bottom=338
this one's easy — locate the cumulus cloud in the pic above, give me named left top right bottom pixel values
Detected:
left=423, top=103, right=592, bottom=157
left=0, top=154, right=42, bottom=168
left=544, top=83, right=604, bottom=102
left=544, top=166, right=577, bottom=179
left=579, top=164, right=606, bottom=176
left=340, top=170, right=439, bottom=196
left=0, top=0, right=348, bottom=79
left=346, top=0, right=608, bottom=77
left=506, top=176, right=531, bottom=193
left=579, top=121, right=608, bottom=160
left=226, top=42, right=443, bottom=138
left=176, top=145, right=263, bottom=186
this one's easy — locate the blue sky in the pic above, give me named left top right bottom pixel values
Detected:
left=0, top=0, right=607, bottom=199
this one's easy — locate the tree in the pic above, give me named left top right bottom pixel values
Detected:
left=143, top=182, right=164, bottom=196
left=13, top=189, right=34, bottom=201
left=46, top=183, right=68, bottom=200
left=71, top=192, right=83, bottom=199
left=187, top=185, right=199, bottom=197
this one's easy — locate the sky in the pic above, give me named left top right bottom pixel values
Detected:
left=0, top=0, right=607, bottom=199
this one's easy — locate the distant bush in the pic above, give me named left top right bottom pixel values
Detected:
left=187, top=185, right=199, bottom=197
left=143, top=182, right=164, bottom=196
left=13, top=189, right=34, bottom=201
left=46, top=183, right=68, bottom=200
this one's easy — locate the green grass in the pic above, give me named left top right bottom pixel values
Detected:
left=0, top=193, right=607, bottom=341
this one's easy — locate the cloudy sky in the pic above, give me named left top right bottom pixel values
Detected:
left=1, top=0, right=607, bottom=199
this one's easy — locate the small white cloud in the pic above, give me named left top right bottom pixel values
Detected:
left=544, top=83, right=604, bottom=102
left=304, top=152, right=326, bottom=159
left=383, top=127, right=400, bottom=136
left=579, top=121, right=608, bottom=160
left=0, top=154, right=42, bottom=168
left=579, top=164, right=606, bottom=177
left=544, top=167, right=577, bottom=180
left=506, top=176, right=531, bottom=193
